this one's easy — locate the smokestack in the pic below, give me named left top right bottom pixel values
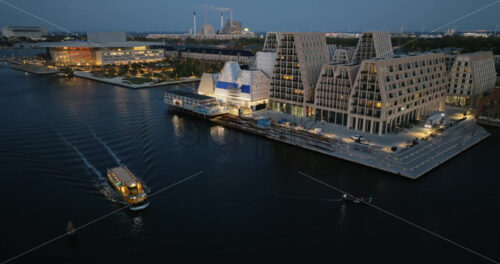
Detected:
left=220, top=12, right=224, bottom=34
left=193, top=11, right=197, bottom=35
left=230, top=10, right=233, bottom=32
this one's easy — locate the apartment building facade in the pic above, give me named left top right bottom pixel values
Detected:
left=352, top=32, right=393, bottom=64
left=268, top=32, right=330, bottom=117
left=347, top=53, right=448, bottom=135
left=314, top=64, right=360, bottom=126
left=446, top=51, right=496, bottom=107
left=332, top=47, right=355, bottom=64
left=263, top=32, right=280, bottom=52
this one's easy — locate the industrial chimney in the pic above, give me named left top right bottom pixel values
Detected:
left=230, top=10, right=233, bottom=32
left=193, top=11, right=197, bottom=35
left=220, top=12, right=224, bottom=34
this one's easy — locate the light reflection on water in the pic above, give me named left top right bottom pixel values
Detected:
left=210, top=125, right=226, bottom=144
left=130, top=215, right=144, bottom=234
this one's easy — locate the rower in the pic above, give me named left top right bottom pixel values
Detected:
left=66, top=221, right=75, bottom=236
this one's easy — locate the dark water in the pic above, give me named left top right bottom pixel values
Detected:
left=0, top=61, right=499, bottom=263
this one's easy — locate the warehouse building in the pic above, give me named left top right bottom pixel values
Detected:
left=179, top=47, right=254, bottom=65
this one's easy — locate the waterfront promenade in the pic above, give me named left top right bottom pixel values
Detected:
left=211, top=114, right=489, bottom=179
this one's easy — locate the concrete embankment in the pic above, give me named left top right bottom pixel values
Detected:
left=208, top=114, right=490, bottom=179
left=10, top=63, right=59, bottom=75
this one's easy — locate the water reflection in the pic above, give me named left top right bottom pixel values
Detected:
left=210, top=125, right=226, bottom=145
left=130, top=215, right=144, bottom=234
left=338, top=203, right=347, bottom=230
left=171, top=115, right=184, bottom=138
left=115, top=211, right=145, bottom=234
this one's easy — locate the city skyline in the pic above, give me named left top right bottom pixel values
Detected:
left=0, top=0, right=499, bottom=33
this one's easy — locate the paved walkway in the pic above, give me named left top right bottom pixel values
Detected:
left=216, top=112, right=490, bottom=179
left=252, top=109, right=469, bottom=148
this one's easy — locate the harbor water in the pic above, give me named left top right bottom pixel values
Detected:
left=0, top=61, right=499, bottom=263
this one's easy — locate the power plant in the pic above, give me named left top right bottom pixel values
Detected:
left=147, top=6, right=255, bottom=40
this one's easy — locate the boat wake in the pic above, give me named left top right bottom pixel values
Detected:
left=58, top=131, right=128, bottom=205
left=58, top=131, right=103, bottom=179
left=88, top=126, right=151, bottom=194
left=59, top=128, right=151, bottom=206
left=89, top=127, right=124, bottom=166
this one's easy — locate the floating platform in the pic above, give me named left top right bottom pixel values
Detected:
left=209, top=114, right=490, bottom=179
left=164, top=90, right=227, bottom=118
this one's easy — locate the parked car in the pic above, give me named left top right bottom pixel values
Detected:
left=350, top=135, right=365, bottom=142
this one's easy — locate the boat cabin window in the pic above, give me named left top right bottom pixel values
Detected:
left=128, top=185, right=140, bottom=195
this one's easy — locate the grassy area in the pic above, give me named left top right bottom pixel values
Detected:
left=123, top=77, right=153, bottom=84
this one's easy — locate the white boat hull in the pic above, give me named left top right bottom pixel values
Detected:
left=129, top=202, right=149, bottom=211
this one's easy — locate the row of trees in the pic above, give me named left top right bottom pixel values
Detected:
left=128, top=35, right=265, bottom=50
left=393, top=36, right=500, bottom=54
left=327, top=36, right=500, bottom=54
left=90, top=58, right=224, bottom=80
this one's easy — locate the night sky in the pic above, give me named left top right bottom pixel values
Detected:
left=0, top=0, right=499, bottom=32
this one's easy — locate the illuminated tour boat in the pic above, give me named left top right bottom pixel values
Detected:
left=107, top=166, right=149, bottom=210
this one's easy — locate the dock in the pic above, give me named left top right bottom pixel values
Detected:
left=164, top=90, right=227, bottom=117
left=209, top=114, right=490, bottom=179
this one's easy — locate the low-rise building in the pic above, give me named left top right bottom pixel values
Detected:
left=35, top=32, right=164, bottom=66
left=1, top=26, right=47, bottom=40
left=476, top=88, right=500, bottom=127
left=213, top=62, right=270, bottom=108
left=197, top=52, right=275, bottom=109
left=446, top=51, right=496, bottom=107
left=179, top=47, right=254, bottom=64
left=164, top=90, right=225, bottom=116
